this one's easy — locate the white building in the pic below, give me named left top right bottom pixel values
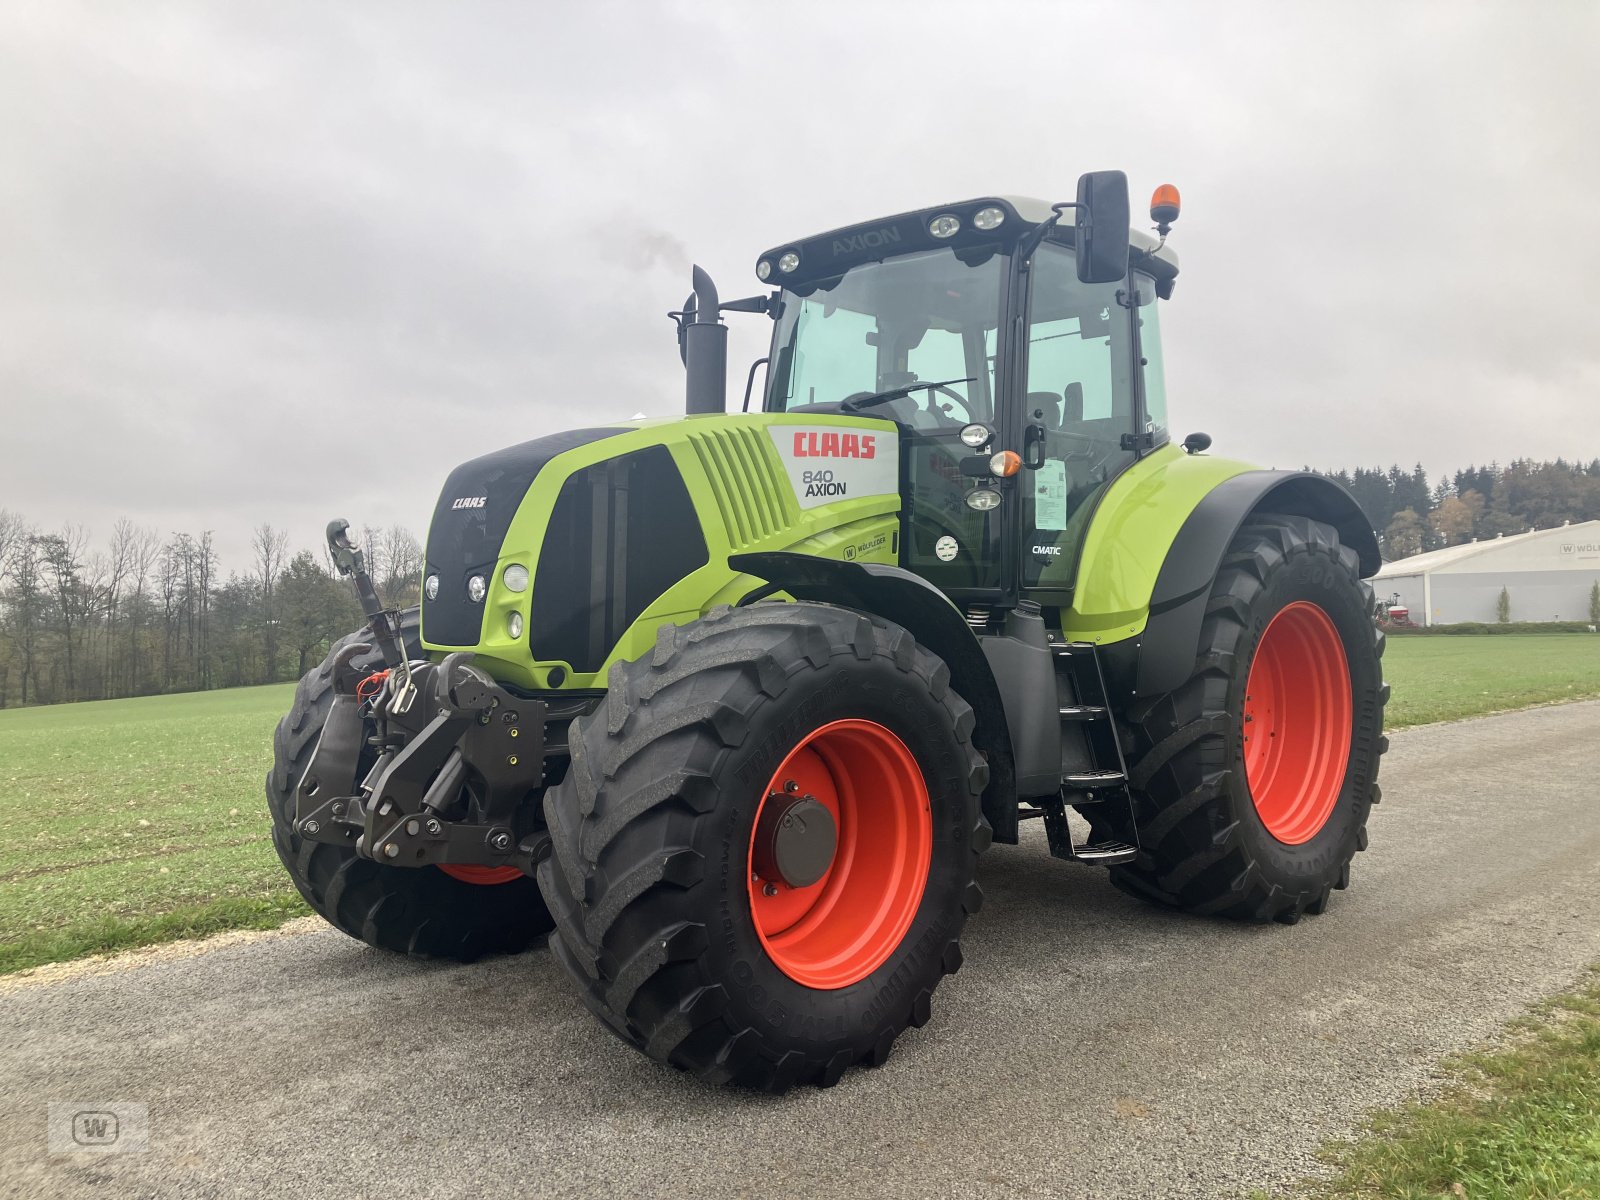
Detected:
left=1373, top=519, right=1600, bottom=626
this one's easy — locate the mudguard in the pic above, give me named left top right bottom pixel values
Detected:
left=1133, top=471, right=1380, bottom=698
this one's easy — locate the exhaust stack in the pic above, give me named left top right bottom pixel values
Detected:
left=681, top=265, right=727, bottom=415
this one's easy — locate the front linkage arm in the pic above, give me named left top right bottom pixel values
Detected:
left=295, top=650, right=551, bottom=875
left=296, top=521, right=552, bottom=877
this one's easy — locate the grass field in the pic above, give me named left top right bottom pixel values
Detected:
left=0, top=683, right=306, bottom=974
left=1, top=634, right=1598, bottom=976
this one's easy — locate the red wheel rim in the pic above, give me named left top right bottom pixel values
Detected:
left=748, top=719, right=932, bottom=990
left=1242, top=601, right=1353, bottom=845
left=437, top=864, right=523, bottom=885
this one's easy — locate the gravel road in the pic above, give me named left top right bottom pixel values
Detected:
left=4, top=700, right=1599, bottom=1199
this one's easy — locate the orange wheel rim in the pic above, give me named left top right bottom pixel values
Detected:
left=437, top=864, right=523, bottom=885
left=748, top=719, right=932, bottom=990
left=1243, top=601, right=1353, bottom=845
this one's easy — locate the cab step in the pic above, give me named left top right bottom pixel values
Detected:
left=1057, top=704, right=1107, bottom=721
left=1043, top=639, right=1142, bottom=868
left=1062, top=769, right=1126, bottom=791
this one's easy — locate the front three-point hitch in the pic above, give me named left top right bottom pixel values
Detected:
left=293, top=521, right=553, bottom=876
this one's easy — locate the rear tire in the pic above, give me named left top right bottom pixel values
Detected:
left=1106, top=513, right=1387, bottom=923
left=265, top=612, right=553, bottom=959
left=538, top=603, right=990, bottom=1092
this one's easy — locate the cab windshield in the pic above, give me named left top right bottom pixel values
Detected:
left=765, top=246, right=1004, bottom=428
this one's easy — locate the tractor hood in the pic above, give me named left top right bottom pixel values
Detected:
left=419, top=413, right=903, bottom=690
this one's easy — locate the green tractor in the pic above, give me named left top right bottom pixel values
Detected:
left=267, top=172, right=1387, bottom=1091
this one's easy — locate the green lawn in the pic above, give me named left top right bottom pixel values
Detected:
left=0, top=684, right=307, bottom=973
left=1382, top=634, right=1600, bottom=728
left=1, top=634, right=1598, bottom=976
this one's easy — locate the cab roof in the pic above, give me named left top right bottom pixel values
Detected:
left=757, top=194, right=1179, bottom=288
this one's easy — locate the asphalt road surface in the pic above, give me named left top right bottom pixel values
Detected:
left=4, top=700, right=1599, bottom=1199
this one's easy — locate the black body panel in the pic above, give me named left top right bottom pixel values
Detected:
left=531, top=445, right=708, bottom=672
left=423, top=428, right=624, bottom=647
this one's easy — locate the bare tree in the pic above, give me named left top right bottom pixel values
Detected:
left=252, top=523, right=289, bottom=683
left=380, top=525, right=424, bottom=605
left=36, top=526, right=90, bottom=701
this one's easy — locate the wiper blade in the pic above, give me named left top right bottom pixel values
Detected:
left=839, top=377, right=976, bottom=413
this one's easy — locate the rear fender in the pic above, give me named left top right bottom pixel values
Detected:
left=1133, top=471, right=1380, bottom=698
left=729, top=552, right=1019, bottom=841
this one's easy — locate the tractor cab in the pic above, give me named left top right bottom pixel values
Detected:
left=756, top=183, right=1179, bottom=609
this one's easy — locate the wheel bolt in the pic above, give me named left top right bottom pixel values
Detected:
left=763, top=883, right=778, bottom=897
left=784, top=780, right=799, bottom=793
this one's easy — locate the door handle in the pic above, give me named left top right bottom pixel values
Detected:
left=1022, top=423, right=1046, bottom=469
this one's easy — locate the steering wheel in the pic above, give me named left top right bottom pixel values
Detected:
left=845, top=382, right=973, bottom=425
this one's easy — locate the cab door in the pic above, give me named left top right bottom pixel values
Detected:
left=1016, top=240, right=1143, bottom=606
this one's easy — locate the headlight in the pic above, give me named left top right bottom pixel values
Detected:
left=973, top=206, right=1006, bottom=231
left=503, top=563, right=529, bottom=593
left=467, top=574, right=487, bottom=603
left=928, top=215, right=961, bottom=239
left=507, top=611, right=524, bottom=639
left=959, top=423, right=993, bottom=448
left=778, top=251, right=800, bottom=274
left=756, top=259, right=772, bottom=281
left=965, top=488, right=1002, bottom=511
left=424, top=574, right=439, bottom=601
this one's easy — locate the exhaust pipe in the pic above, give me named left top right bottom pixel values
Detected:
left=681, top=265, right=727, bottom=415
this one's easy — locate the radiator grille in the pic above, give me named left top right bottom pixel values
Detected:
left=686, top=426, right=789, bottom=549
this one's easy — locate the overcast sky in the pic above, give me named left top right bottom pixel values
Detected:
left=2, top=2, right=1597, bottom=569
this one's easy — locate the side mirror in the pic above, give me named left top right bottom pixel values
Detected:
left=1074, top=170, right=1130, bottom=284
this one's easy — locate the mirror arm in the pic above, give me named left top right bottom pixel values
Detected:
left=1017, top=201, right=1079, bottom=268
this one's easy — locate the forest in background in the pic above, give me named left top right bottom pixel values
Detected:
left=3, top=458, right=1599, bottom=708
left=0, top=513, right=420, bottom=708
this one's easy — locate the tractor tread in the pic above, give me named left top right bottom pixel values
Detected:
left=539, top=602, right=988, bottom=1093
left=1105, top=512, right=1388, bottom=924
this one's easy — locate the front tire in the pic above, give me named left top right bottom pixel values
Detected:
left=1107, top=513, right=1388, bottom=923
left=538, top=603, right=990, bottom=1092
left=265, top=612, right=554, bottom=959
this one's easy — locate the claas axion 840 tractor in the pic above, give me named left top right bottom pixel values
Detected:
left=269, top=172, right=1388, bottom=1091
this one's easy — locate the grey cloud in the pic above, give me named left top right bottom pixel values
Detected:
left=2, top=1, right=1597, bottom=568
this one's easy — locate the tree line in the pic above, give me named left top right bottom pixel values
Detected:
left=1317, top=458, right=1600, bottom=560
left=0, top=512, right=422, bottom=708
left=4, top=457, right=1598, bottom=708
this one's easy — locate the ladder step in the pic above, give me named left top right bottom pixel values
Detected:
left=1062, top=769, right=1126, bottom=790
left=1070, top=841, right=1138, bottom=866
left=1058, top=704, right=1107, bottom=720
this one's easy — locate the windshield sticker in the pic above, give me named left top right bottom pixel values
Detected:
left=768, top=426, right=900, bottom=510
left=935, top=535, right=959, bottom=562
left=1035, top=459, right=1069, bottom=531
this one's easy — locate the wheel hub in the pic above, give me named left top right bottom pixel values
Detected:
left=1242, top=600, right=1353, bottom=845
left=752, top=793, right=838, bottom=889
left=748, top=719, right=932, bottom=990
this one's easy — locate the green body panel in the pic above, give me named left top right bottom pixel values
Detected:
left=420, top=412, right=1260, bottom=684
left=421, top=412, right=901, bottom=690
left=1060, top=444, right=1257, bottom=644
